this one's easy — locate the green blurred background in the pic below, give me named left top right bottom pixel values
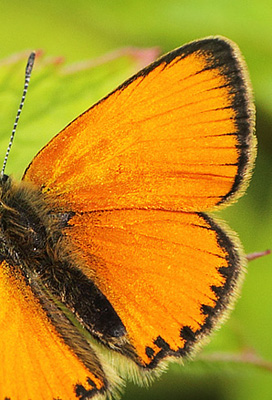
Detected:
left=0, top=0, right=272, bottom=399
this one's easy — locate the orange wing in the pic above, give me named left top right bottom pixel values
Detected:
left=20, top=37, right=255, bottom=373
left=23, top=37, right=255, bottom=213
left=0, top=260, right=112, bottom=400
left=65, top=209, right=243, bottom=367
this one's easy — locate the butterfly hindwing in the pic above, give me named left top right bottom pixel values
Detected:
left=64, top=209, right=243, bottom=368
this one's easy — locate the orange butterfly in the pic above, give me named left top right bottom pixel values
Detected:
left=0, top=36, right=256, bottom=400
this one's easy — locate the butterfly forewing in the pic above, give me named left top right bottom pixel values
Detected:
left=0, top=260, right=109, bottom=400
left=24, top=37, right=255, bottom=213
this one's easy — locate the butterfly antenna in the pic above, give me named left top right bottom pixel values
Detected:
left=1, top=51, right=36, bottom=178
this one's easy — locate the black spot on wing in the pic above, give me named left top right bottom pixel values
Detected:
left=75, top=377, right=104, bottom=400
left=143, top=210, right=242, bottom=369
left=146, top=346, right=155, bottom=358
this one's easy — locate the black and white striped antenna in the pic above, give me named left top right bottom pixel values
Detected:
left=1, top=51, right=36, bottom=178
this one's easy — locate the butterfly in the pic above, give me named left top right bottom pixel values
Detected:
left=0, top=36, right=256, bottom=400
